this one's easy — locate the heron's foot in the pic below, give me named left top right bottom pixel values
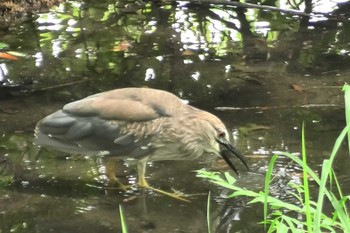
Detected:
left=107, top=177, right=132, bottom=191
left=105, top=159, right=132, bottom=191
left=138, top=178, right=190, bottom=202
left=147, top=186, right=191, bottom=203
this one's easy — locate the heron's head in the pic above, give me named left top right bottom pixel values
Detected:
left=202, top=112, right=249, bottom=175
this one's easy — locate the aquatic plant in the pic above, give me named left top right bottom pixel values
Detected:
left=198, top=85, right=350, bottom=232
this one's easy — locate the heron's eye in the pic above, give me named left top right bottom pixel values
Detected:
left=218, top=131, right=225, bottom=138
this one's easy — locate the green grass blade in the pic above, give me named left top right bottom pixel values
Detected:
left=264, top=154, right=279, bottom=230
left=280, top=215, right=304, bottom=232
left=313, top=159, right=330, bottom=232
left=119, top=205, right=128, bottom=233
left=273, top=150, right=347, bottom=230
left=207, top=191, right=212, bottom=233
left=328, top=192, right=350, bottom=231
left=276, top=221, right=289, bottom=233
left=301, top=123, right=312, bottom=232
left=342, top=84, right=350, bottom=153
left=314, top=124, right=350, bottom=232
left=273, top=151, right=320, bottom=185
left=331, top=168, right=348, bottom=216
left=267, top=216, right=280, bottom=233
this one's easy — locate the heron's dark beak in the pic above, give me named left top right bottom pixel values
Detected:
left=216, top=137, right=249, bottom=175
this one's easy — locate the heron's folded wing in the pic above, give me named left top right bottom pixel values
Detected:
left=34, top=110, right=153, bottom=158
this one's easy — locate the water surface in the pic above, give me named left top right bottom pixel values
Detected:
left=1, top=0, right=350, bottom=232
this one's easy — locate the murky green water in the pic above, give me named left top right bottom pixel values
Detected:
left=1, top=0, right=350, bottom=232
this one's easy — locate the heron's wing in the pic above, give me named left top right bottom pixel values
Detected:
left=34, top=110, right=153, bottom=158
left=63, top=88, right=187, bottom=121
left=34, top=88, right=188, bottom=157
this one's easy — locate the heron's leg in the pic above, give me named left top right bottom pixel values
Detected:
left=105, top=158, right=129, bottom=190
left=137, top=160, right=190, bottom=203
left=137, top=159, right=150, bottom=187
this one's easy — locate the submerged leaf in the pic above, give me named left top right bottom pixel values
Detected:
left=113, top=40, right=133, bottom=52
left=0, top=52, right=19, bottom=61
left=291, top=83, right=304, bottom=92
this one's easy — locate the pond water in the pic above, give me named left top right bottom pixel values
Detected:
left=1, top=0, right=350, bottom=232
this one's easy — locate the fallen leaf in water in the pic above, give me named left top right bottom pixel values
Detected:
left=113, top=40, right=133, bottom=52
left=0, top=52, right=19, bottom=60
left=291, top=83, right=304, bottom=92
left=182, top=49, right=195, bottom=56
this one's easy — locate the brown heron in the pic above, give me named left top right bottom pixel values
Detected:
left=34, top=87, right=248, bottom=201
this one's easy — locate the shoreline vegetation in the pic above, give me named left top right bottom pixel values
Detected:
left=0, top=0, right=63, bottom=29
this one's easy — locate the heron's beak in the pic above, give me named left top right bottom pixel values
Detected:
left=216, top=137, right=249, bottom=175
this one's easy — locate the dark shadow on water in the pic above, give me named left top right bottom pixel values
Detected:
left=8, top=178, right=106, bottom=197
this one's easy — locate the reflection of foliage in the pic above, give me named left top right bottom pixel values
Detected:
left=0, top=0, right=63, bottom=28
left=0, top=0, right=349, bottom=99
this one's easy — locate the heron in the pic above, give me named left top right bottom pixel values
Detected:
left=34, top=87, right=248, bottom=201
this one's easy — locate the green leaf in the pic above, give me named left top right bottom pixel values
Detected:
left=224, top=172, right=236, bottom=184
left=0, top=42, right=8, bottom=49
